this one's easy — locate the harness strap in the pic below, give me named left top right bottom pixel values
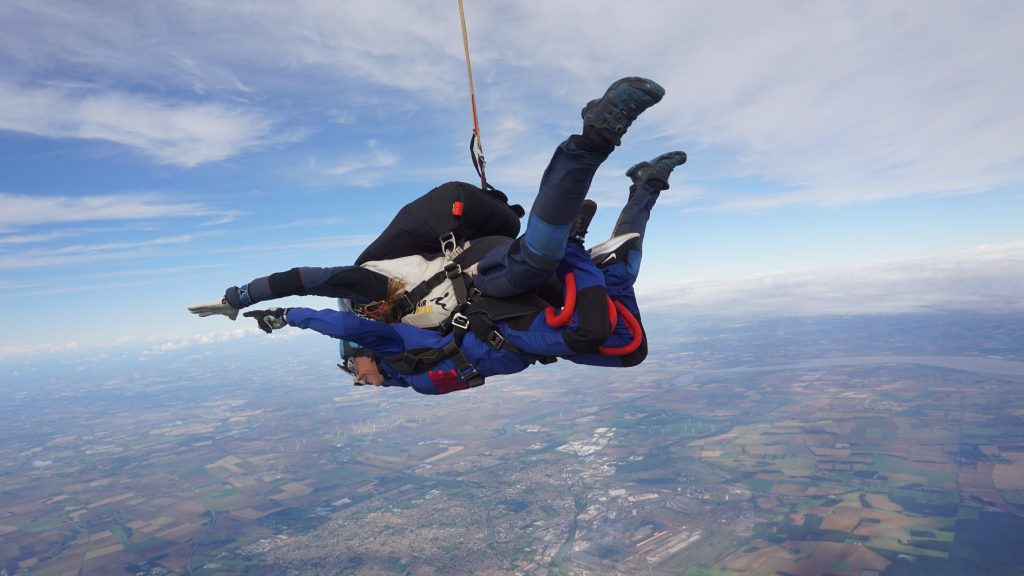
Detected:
left=544, top=272, right=577, bottom=328
left=543, top=272, right=641, bottom=357
left=451, top=311, right=529, bottom=357
left=441, top=339, right=485, bottom=388
left=599, top=300, right=644, bottom=356
left=397, top=261, right=469, bottom=318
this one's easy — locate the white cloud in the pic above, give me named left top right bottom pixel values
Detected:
left=2, top=1, right=464, bottom=99
left=0, top=340, right=81, bottom=358
left=0, top=192, right=213, bottom=230
left=0, top=234, right=199, bottom=269
left=0, top=325, right=288, bottom=359
left=6, top=2, right=1021, bottom=205
left=642, top=241, right=1024, bottom=317
left=325, top=140, right=399, bottom=181
left=143, top=327, right=263, bottom=355
left=453, top=1, right=1024, bottom=209
left=0, top=231, right=78, bottom=244
left=0, top=83, right=276, bottom=166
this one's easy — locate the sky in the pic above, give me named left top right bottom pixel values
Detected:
left=1, top=0, right=1023, bottom=360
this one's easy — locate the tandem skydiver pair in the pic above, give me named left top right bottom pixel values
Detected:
left=188, top=77, right=686, bottom=394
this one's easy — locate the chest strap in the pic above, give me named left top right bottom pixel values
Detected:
left=396, top=261, right=471, bottom=318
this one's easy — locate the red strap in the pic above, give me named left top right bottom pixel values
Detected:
left=606, top=295, right=617, bottom=330
left=544, top=272, right=576, bottom=327
left=599, top=300, right=643, bottom=356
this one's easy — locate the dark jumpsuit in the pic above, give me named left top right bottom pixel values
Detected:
left=223, top=133, right=608, bottom=312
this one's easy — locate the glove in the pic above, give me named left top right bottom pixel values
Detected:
left=243, top=308, right=290, bottom=334
left=188, top=297, right=239, bottom=320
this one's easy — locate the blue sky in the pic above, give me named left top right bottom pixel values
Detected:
left=2, top=1, right=1023, bottom=359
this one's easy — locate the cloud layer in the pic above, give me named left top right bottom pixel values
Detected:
left=0, top=83, right=275, bottom=167
left=3, top=1, right=1022, bottom=204
left=643, top=242, right=1024, bottom=317
left=0, top=192, right=212, bottom=230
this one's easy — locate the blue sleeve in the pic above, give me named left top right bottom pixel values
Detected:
left=285, top=308, right=406, bottom=356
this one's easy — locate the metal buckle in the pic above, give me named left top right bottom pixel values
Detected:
left=400, top=294, right=417, bottom=313
left=451, top=313, right=470, bottom=330
left=444, top=262, right=462, bottom=278
left=440, top=232, right=458, bottom=259
left=458, top=365, right=479, bottom=381
left=486, top=330, right=506, bottom=350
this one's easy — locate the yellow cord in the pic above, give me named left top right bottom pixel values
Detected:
left=458, top=0, right=486, bottom=187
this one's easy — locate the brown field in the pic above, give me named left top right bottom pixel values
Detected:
left=85, top=542, right=125, bottom=560
left=721, top=541, right=890, bottom=576
left=207, top=455, right=246, bottom=474
left=819, top=507, right=861, bottom=532
left=425, top=445, right=465, bottom=463
left=960, top=487, right=1004, bottom=506
left=906, top=460, right=958, bottom=473
left=234, top=506, right=283, bottom=520
left=885, top=472, right=931, bottom=485
left=805, top=485, right=848, bottom=496
left=853, top=522, right=880, bottom=537
left=993, top=453, right=1024, bottom=489
left=281, top=481, right=314, bottom=496
left=864, top=494, right=902, bottom=511
left=87, top=492, right=136, bottom=508
left=693, top=431, right=738, bottom=445
left=771, top=483, right=810, bottom=496
left=155, top=522, right=203, bottom=540
left=960, top=469, right=996, bottom=488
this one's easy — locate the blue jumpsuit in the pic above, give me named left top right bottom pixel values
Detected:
left=285, top=243, right=645, bottom=394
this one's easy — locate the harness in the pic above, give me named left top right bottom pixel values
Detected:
left=382, top=272, right=643, bottom=391
left=543, top=272, right=644, bottom=356
left=384, top=292, right=556, bottom=389
left=393, top=239, right=474, bottom=320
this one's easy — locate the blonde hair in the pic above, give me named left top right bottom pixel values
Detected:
left=362, top=278, right=408, bottom=324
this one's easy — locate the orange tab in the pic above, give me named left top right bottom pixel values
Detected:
left=452, top=201, right=464, bottom=217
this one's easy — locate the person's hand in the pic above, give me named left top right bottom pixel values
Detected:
left=188, top=297, right=239, bottom=320
left=243, top=308, right=290, bottom=334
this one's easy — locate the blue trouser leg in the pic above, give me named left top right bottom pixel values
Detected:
left=225, top=265, right=387, bottom=309
left=474, top=134, right=610, bottom=297
left=610, top=181, right=659, bottom=285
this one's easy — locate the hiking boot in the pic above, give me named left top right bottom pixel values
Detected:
left=626, top=151, right=687, bottom=190
left=582, top=77, right=665, bottom=147
left=569, top=199, right=598, bottom=244
left=588, top=232, right=640, bottom=268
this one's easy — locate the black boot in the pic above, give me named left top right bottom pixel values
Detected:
left=626, top=151, right=687, bottom=191
left=581, top=77, right=665, bottom=150
left=569, top=199, right=598, bottom=244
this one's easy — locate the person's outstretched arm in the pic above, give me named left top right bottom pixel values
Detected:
left=284, top=308, right=406, bottom=356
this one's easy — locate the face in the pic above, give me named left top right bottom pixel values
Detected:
left=353, top=356, right=385, bottom=387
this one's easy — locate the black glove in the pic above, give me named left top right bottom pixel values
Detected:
left=243, top=308, right=290, bottom=334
